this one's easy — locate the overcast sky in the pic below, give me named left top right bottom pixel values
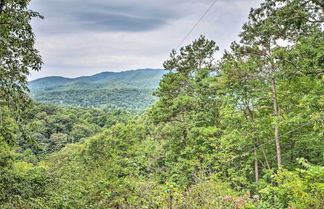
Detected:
left=28, top=0, right=262, bottom=80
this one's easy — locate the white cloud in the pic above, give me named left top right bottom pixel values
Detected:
left=28, top=0, right=263, bottom=80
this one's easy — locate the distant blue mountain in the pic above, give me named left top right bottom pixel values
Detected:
left=29, top=69, right=166, bottom=92
left=28, top=69, right=166, bottom=110
left=29, top=76, right=72, bottom=89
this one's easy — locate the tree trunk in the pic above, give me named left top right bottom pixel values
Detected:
left=261, top=147, right=271, bottom=169
left=271, top=78, right=282, bottom=168
left=247, top=107, right=259, bottom=182
left=254, top=143, right=259, bottom=182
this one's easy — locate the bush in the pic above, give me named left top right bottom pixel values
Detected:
left=0, top=162, right=51, bottom=209
left=254, top=160, right=324, bottom=209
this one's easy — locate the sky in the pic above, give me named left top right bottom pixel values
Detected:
left=28, top=0, right=262, bottom=81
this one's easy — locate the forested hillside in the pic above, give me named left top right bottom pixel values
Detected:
left=29, top=69, right=165, bottom=91
left=18, top=103, right=132, bottom=161
left=29, top=69, right=164, bottom=110
left=32, top=89, right=157, bottom=111
left=1, top=0, right=323, bottom=209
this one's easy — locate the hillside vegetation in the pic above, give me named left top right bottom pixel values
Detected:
left=28, top=69, right=164, bottom=111
left=29, top=69, right=165, bottom=91
left=32, top=88, right=157, bottom=111
left=1, top=0, right=323, bottom=208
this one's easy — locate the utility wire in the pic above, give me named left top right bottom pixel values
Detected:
left=175, top=0, right=219, bottom=50
left=226, top=115, right=324, bottom=163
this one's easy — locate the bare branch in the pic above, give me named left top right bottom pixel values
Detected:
left=280, top=58, right=302, bottom=71
left=0, top=22, right=11, bottom=25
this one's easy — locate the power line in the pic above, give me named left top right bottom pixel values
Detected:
left=175, top=0, right=219, bottom=50
left=226, top=115, right=324, bottom=163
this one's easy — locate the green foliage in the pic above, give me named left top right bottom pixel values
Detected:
left=0, top=0, right=42, bottom=144
left=18, top=102, right=133, bottom=160
left=0, top=142, right=15, bottom=168
left=0, top=161, right=50, bottom=209
left=254, top=160, right=324, bottom=209
left=32, top=88, right=157, bottom=112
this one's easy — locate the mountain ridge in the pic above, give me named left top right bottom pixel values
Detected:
left=28, top=68, right=166, bottom=110
left=29, top=68, right=165, bottom=91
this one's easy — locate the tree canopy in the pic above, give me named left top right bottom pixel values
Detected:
left=0, top=0, right=42, bottom=144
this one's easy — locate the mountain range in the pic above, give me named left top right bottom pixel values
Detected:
left=29, top=69, right=166, bottom=111
left=29, top=68, right=165, bottom=93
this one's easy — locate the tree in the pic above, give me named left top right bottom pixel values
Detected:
left=148, top=36, right=223, bottom=186
left=224, top=0, right=323, bottom=169
left=152, top=35, right=219, bottom=123
left=0, top=0, right=43, bottom=144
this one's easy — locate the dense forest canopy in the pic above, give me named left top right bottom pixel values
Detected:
left=32, top=88, right=158, bottom=112
left=0, top=0, right=323, bottom=208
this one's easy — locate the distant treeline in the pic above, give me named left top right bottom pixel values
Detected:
left=32, top=88, right=158, bottom=111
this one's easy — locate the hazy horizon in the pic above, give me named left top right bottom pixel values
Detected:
left=28, top=0, right=262, bottom=81
left=29, top=68, right=165, bottom=81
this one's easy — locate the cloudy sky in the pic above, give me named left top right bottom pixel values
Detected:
left=28, top=0, right=262, bottom=80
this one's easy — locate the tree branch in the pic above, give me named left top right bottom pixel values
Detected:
left=280, top=58, right=302, bottom=71
left=0, top=22, right=11, bottom=25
